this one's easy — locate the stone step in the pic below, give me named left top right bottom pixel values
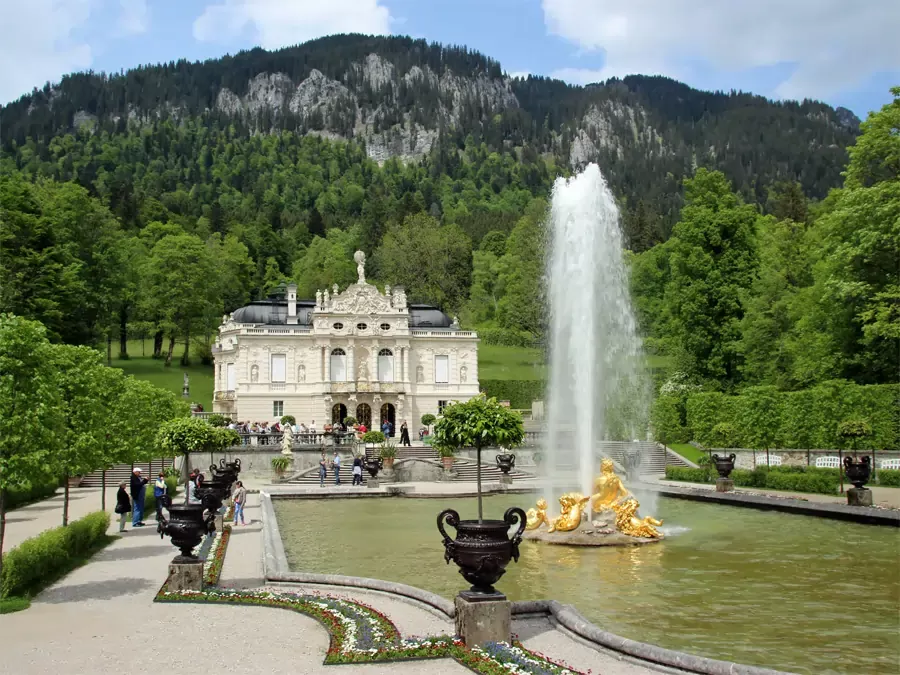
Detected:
left=81, top=460, right=176, bottom=487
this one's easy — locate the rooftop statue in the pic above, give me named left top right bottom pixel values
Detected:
left=354, top=250, right=367, bottom=284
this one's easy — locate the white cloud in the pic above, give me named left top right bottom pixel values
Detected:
left=117, top=0, right=149, bottom=36
left=193, top=0, right=391, bottom=49
left=507, top=71, right=531, bottom=80
left=0, top=0, right=96, bottom=105
left=542, top=0, right=900, bottom=100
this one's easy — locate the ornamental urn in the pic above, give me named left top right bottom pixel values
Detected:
left=712, top=453, right=737, bottom=479
left=495, top=452, right=516, bottom=475
left=437, top=507, right=526, bottom=594
left=843, top=456, right=871, bottom=489
left=364, top=456, right=383, bottom=478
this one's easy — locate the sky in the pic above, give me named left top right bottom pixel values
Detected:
left=1, top=0, right=897, bottom=116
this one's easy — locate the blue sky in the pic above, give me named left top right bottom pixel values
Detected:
left=2, top=0, right=897, bottom=116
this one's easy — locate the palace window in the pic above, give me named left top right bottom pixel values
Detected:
left=273, top=401, right=284, bottom=418
left=380, top=323, right=391, bottom=331
left=271, top=354, right=286, bottom=382
left=378, top=348, right=394, bottom=383
left=438, top=400, right=448, bottom=415
left=333, top=322, right=344, bottom=330
left=330, top=348, right=347, bottom=382
left=357, top=323, right=368, bottom=331
left=434, top=355, right=449, bottom=383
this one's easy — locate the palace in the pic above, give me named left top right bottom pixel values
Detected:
left=211, top=251, right=480, bottom=430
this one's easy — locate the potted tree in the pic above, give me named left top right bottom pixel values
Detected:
left=378, top=439, right=397, bottom=469
left=437, top=444, right=455, bottom=470
left=271, top=456, right=291, bottom=481
left=433, top=395, right=527, bottom=595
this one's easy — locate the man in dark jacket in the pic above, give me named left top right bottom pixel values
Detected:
left=130, top=468, right=149, bottom=527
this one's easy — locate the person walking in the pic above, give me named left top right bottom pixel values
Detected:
left=130, top=468, right=148, bottom=527
left=352, top=455, right=363, bottom=485
left=115, top=482, right=131, bottom=532
left=400, top=420, right=411, bottom=447
left=153, top=472, right=167, bottom=521
left=232, top=481, right=247, bottom=525
left=333, top=450, right=342, bottom=485
left=319, top=452, right=328, bottom=487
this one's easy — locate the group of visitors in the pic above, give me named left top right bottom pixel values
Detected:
left=115, top=468, right=169, bottom=532
left=319, top=450, right=369, bottom=487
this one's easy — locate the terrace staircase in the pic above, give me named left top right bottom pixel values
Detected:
left=81, top=459, right=176, bottom=487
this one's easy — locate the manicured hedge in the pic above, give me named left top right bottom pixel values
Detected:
left=877, top=469, right=900, bottom=487
left=479, top=380, right=545, bottom=408
left=7, top=481, right=59, bottom=510
left=1, top=511, right=111, bottom=598
left=664, top=465, right=840, bottom=495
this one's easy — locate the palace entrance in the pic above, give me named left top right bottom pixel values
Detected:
left=356, top=403, right=372, bottom=429
left=331, top=403, right=347, bottom=425
left=380, top=403, right=396, bottom=436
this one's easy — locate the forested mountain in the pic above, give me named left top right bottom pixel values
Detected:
left=3, top=34, right=858, bottom=243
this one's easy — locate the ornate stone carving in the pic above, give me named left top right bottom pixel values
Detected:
left=250, top=364, right=259, bottom=383
left=330, top=283, right=394, bottom=314
left=460, top=365, right=468, bottom=383
left=298, top=364, right=306, bottom=382
left=354, top=250, right=367, bottom=284
left=416, top=365, right=424, bottom=383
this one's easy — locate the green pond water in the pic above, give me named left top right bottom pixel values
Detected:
left=274, top=495, right=900, bottom=675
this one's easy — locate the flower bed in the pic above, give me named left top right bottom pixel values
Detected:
left=154, top=586, right=585, bottom=674
left=202, top=526, right=231, bottom=586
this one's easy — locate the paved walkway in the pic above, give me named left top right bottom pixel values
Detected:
left=0, top=487, right=659, bottom=675
left=640, top=474, right=900, bottom=508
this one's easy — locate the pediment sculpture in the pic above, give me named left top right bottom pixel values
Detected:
left=330, top=283, right=394, bottom=314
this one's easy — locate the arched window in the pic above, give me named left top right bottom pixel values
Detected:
left=330, top=348, right=346, bottom=382
left=378, top=348, right=394, bottom=383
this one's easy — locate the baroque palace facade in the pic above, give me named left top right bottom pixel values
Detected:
left=212, top=251, right=479, bottom=429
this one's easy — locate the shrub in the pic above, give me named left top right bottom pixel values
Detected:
left=362, top=431, right=386, bottom=445
left=877, top=469, right=900, bottom=487
left=271, top=456, right=291, bottom=473
left=477, top=327, right=536, bottom=348
left=343, top=416, right=357, bottom=427
left=379, top=442, right=397, bottom=459
left=666, top=465, right=838, bottom=494
left=281, top=415, right=296, bottom=426
left=6, top=480, right=59, bottom=510
left=194, top=341, right=214, bottom=366
left=1, top=511, right=111, bottom=598
left=420, top=414, right=436, bottom=427
left=479, top=380, right=545, bottom=409
left=664, top=466, right=711, bottom=483
left=206, top=414, right=228, bottom=427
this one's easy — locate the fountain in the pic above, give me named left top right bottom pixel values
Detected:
left=532, top=163, right=660, bottom=545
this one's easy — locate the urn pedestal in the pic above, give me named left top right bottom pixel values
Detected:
left=168, top=561, right=203, bottom=591
left=455, top=592, right=511, bottom=646
left=716, top=478, right=735, bottom=492
left=847, top=487, right=873, bottom=506
left=499, top=474, right=513, bottom=487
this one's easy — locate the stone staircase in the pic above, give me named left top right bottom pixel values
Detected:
left=81, top=459, right=175, bottom=487
left=446, top=458, right=536, bottom=483
left=596, top=441, right=691, bottom=474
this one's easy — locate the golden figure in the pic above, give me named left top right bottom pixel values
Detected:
left=525, top=498, right=551, bottom=530
left=614, top=497, right=663, bottom=539
left=547, top=493, right=590, bottom=532
left=590, top=457, right=632, bottom=513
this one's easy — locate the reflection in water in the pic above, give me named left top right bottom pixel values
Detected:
left=274, top=495, right=900, bottom=675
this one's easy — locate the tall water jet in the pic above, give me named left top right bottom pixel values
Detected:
left=544, top=163, right=649, bottom=498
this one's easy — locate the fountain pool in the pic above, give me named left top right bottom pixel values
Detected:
left=274, top=495, right=900, bottom=675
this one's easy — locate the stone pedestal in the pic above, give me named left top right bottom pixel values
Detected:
left=847, top=487, right=873, bottom=507
left=168, top=561, right=203, bottom=591
left=455, top=591, right=510, bottom=647
left=499, top=474, right=513, bottom=486
left=367, top=478, right=380, bottom=489
left=215, top=513, right=224, bottom=532
left=715, top=478, right=735, bottom=492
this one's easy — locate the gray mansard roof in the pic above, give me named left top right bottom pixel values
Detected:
left=230, top=300, right=454, bottom=328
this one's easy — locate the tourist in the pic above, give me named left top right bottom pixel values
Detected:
left=129, top=468, right=148, bottom=527
left=333, top=450, right=342, bottom=485
left=357, top=421, right=367, bottom=437
left=153, top=472, right=167, bottom=521
left=189, top=473, right=203, bottom=504
left=309, top=419, right=317, bottom=433
left=352, top=455, right=363, bottom=485
left=115, top=482, right=131, bottom=532
left=381, top=418, right=390, bottom=437
left=232, top=480, right=247, bottom=525
left=318, top=452, right=328, bottom=487
left=400, top=420, right=411, bottom=447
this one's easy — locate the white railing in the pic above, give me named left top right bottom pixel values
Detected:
left=410, top=330, right=477, bottom=337
left=230, top=327, right=312, bottom=336
left=191, top=411, right=235, bottom=421
left=270, top=383, right=286, bottom=391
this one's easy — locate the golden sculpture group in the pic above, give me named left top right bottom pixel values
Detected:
left=525, top=458, right=663, bottom=539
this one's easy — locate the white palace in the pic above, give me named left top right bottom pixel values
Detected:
left=212, top=251, right=480, bottom=429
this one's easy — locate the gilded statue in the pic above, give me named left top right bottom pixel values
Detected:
left=547, top=493, right=590, bottom=532
left=614, top=497, right=663, bottom=539
left=591, top=457, right=632, bottom=513
left=525, top=498, right=551, bottom=530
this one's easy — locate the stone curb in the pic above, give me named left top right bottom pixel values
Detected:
left=647, top=484, right=900, bottom=526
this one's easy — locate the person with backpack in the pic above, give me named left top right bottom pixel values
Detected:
left=153, top=472, right=168, bottom=521
left=115, top=482, right=131, bottom=533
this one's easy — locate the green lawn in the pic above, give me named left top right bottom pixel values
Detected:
left=111, top=339, right=214, bottom=410
left=478, top=345, right=547, bottom=380
left=667, top=443, right=707, bottom=464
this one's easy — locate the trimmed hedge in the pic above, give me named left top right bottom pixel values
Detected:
left=664, top=465, right=840, bottom=495
left=877, top=469, right=900, bottom=487
left=480, top=380, right=545, bottom=408
left=1, top=511, right=111, bottom=598
left=7, top=481, right=59, bottom=510
left=476, top=328, right=537, bottom=348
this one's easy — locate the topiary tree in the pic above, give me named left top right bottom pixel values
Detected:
left=362, top=430, right=386, bottom=446
left=210, top=427, right=241, bottom=468
left=421, top=413, right=437, bottom=433
left=156, top=418, right=217, bottom=504
left=280, top=415, right=296, bottom=427
left=343, top=416, right=357, bottom=427
left=433, top=395, right=525, bottom=522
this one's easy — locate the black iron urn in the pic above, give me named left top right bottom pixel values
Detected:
left=364, top=456, right=383, bottom=478
left=712, top=453, right=737, bottom=478
left=495, top=453, right=516, bottom=475
left=437, top=507, right=526, bottom=594
left=843, top=456, right=871, bottom=489
left=159, top=493, right=222, bottom=562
